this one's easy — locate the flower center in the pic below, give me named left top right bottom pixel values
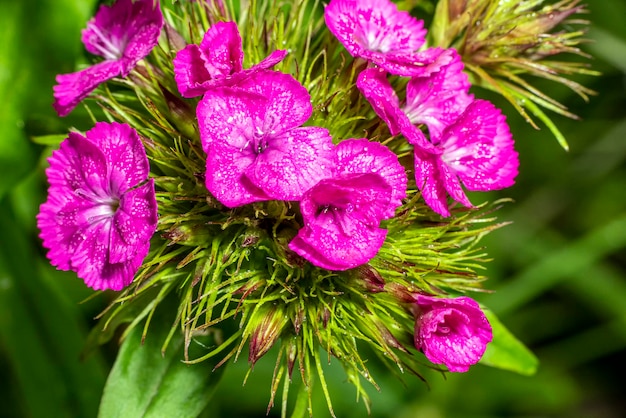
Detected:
left=87, top=22, right=127, bottom=60
left=76, top=188, right=120, bottom=224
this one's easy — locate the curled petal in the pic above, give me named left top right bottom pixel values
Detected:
left=356, top=67, right=401, bottom=135
left=199, top=21, right=244, bottom=77
left=413, top=151, right=453, bottom=217
left=173, top=44, right=214, bottom=97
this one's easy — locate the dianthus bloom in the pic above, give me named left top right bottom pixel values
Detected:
left=414, top=100, right=519, bottom=217
left=324, top=0, right=450, bottom=76
left=53, top=0, right=163, bottom=116
left=37, top=122, right=158, bottom=291
left=413, top=295, right=492, bottom=372
left=197, top=70, right=334, bottom=207
left=289, top=139, right=406, bottom=270
left=357, top=55, right=518, bottom=217
left=173, top=21, right=287, bottom=98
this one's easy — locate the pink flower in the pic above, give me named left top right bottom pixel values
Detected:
left=197, top=70, right=334, bottom=207
left=173, top=21, right=287, bottom=98
left=289, top=139, right=406, bottom=270
left=414, top=100, right=519, bottom=217
left=413, top=295, right=492, bottom=372
left=53, top=0, right=163, bottom=116
left=37, top=122, right=158, bottom=291
left=357, top=59, right=519, bottom=217
left=324, top=0, right=451, bottom=76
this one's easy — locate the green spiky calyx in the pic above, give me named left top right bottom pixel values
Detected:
left=86, top=0, right=511, bottom=416
left=431, top=0, right=599, bottom=149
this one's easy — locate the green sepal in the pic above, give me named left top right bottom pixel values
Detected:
left=98, top=307, right=226, bottom=418
left=480, top=309, right=539, bottom=376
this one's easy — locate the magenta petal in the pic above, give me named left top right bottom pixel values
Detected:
left=377, top=47, right=455, bottom=77
left=197, top=87, right=266, bottom=151
left=356, top=68, right=437, bottom=153
left=288, top=234, right=350, bottom=271
left=404, top=50, right=473, bottom=142
left=205, top=142, right=270, bottom=208
left=290, top=221, right=387, bottom=271
left=414, top=296, right=493, bottom=372
left=86, top=122, right=150, bottom=195
left=237, top=71, right=313, bottom=130
left=325, top=0, right=426, bottom=63
left=200, top=21, right=244, bottom=77
left=413, top=150, right=451, bottom=217
left=37, top=195, right=93, bottom=272
left=109, top=179, right=157, bottom=264
left=438, top=160, right=473, bottom=209
left=300, top=174, right=392, bottom=228
left=53, top=60, right=122, bottom=117
left=197, top=87, right=271, bottom=206
left=246, top=127, right=334, bottom=201
left=356, top=67, right=401, bottom=135
left=292, top=172, right=392, bottom=270
left=173, top=44, right=214, bottom=98
left=255, top=49, right=288, bottom=70
left=441, top=100, right=519, bottom=191
left=173, top=22, right=286, bottom=98
left=335, top=138, right=407, bottom=218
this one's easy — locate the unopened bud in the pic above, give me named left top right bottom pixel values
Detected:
left=248, top=305, right=288, bottom=365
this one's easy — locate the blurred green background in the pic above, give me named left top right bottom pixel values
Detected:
left=1, top=0, right=624, bottom=417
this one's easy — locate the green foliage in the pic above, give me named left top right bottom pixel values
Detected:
left=480, top=309, right=539, bottom=375
left=98, top=302, right=225, bottom=418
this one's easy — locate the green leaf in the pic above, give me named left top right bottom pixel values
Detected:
left=31, top=134, right=67, bottom=146
left=98, top=311, right=226, bottom=418
left=479, top=309, right=539, bottom=376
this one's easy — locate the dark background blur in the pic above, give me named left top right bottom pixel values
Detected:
left=1, top=0, right=624, bottom=417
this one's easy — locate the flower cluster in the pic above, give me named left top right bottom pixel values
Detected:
left=36, top=0, right=591, bottom=415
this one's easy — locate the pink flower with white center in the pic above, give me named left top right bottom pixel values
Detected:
left=414, top=100, right=519, bottom=217
left=413, top=295, right=493, bottom=372
left=289, top=139, right=406, bottom=270
left=53, top=0, right=163, bottom=117
left=197, top=70, right=334, bottom=207
left=356, top=50, right=472, bottom=146
left=173, top=21, right=287, bottom=98
left=37, top=122, right=158, bottom=291
left=324, top=0, right=452, bottom=76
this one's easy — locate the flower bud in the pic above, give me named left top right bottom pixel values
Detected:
left=413, top=295, right=492, bottom=372
left=353, top=265, right=385, bottom=293
left=248, top=305, right=289, bottom=366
